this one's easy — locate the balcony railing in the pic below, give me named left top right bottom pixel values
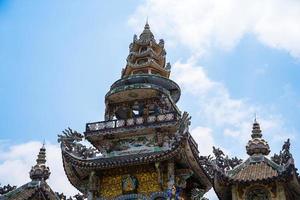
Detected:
left=86, top=112, right=179, bottom=133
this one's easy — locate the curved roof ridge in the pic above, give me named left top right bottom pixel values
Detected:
left=62, top=135, right=185, bottom=169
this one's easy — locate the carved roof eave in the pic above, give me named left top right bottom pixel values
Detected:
left=61, top=135, right=184, bottom=191
left=218, top=157, right=296, bottom=183
left=61, top=152, right=89, bottom=194
left=126, top=59, right=163, bottom=70
left=62, top=127, right=211, bottom=192
left=130, top=39, right=162, bottom=52
left=108, top=74, right=181, bottom=105
left=212, top=174, right=232, bottom=200
left=105, top=83, right=180, bottom=106
left=127, top=48, right=164, bottom=62
left=85, top=120, right=178, bottom=145
left=287, top=168, right=300, bottom=198
left=122, top=60, right=170, bottom=78
left=110, top=74, right=179, bottom=93
left=184, top=133, right=213, bottom=191
left=227, top=156, right=283, bottom=177
left=62, top=136, right=183, bottom=170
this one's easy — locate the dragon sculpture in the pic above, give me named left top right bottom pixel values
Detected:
left=55, top=192, right=86, bottom=200
left=0, top=184, right=16, bottom=195
left=58, top=128, right=98, bottom=159
left=271, top=139, right=293, bottom=165
left=199, top=147, right=243, bottom=179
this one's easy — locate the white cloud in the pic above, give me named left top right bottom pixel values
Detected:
left=191, top=126, right=215, bottom=156
left=171, top=58, right=216, bottom=95
left=129, top=0, right=300, bottom=58
left=0, top=141, right=78, bottom=197
left=172, top=59, right=252, bottom=130
left=172, top=59, right=295, bottom=156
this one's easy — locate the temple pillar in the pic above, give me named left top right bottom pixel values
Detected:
left=87, top=192, right=93, bottom=200
left=167, top=161, right=175, bottom=189
left=155, top=162, right=163, bottom=189
left=231, top=185, right=238, bottom=200
left=276, top=183, right=286, bottom=200
left=88, top=171, right=99, bottom=200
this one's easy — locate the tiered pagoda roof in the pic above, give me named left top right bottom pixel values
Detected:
left=122, top=21, right=169, bottom=78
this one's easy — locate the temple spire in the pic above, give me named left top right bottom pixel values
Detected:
left=123, top=22, right=170, bottom=78
left=246, top=119, right=270, bottom=156
left=251, top=116, right=262, bottom=139
left=29, top=144, right=51, bottom=181
left=139, top=20, right=154, bottom=41
left=145, top=17, right=150, bottom=30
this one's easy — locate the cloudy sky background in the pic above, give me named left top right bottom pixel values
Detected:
left=1, top=0, right=300, bottom=199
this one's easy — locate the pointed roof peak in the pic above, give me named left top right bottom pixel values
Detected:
left=251, top=117, right=262, bottom=139
left=29, top=144, right=50, bottom=181
left=36, top=144, right=46, bottom=165
left=246, top=119, right=270, bottom=156
left=144, top=17, right=150, bottom=30
left=139, top=19, right=154, bottom=41
left=42, top=139, right=45, bottom=149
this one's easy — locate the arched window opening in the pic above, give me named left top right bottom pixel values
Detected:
left=246, top=187, right=270, bottom=200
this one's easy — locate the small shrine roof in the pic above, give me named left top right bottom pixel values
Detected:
left=232, top=162, right=277, bottom=182
left=1, top=145, right=58, bottom=200
left=226, top=155, right=284, bottom=183
left=2, top=181, right=59, bottom=200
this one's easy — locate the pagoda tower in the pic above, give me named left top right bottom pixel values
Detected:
left=59, top=23, right=211, bottom=199
left=211, top=120, right=300, bottom=200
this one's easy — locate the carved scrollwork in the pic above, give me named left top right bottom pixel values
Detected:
left=212, top=146, right=242, bottom=171
left=213, top=146, right=226, bottom=169
left=58, top=128, right=83, bottom=150
left=55, top=192, right=86, bottom=200
left=199, top=155, right=214, bottom=179
left=58, top=128, right=99, bottom=159
left=226, top=156, right=243, bottom=169
left=0, top=184, right=16, bottom=195
left=177, top=112, right=191, bottom=136
left=199, top=147, right=242, bottom=178
left=271, top=138, right=293, bottom=165
left=190, top=188, right=209, bottom=200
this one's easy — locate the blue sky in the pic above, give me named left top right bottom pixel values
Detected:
left=0, top=0, right=300, bottom=199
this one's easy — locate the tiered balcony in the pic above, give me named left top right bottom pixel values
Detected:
left=85, top=112, right=179, bottom=136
